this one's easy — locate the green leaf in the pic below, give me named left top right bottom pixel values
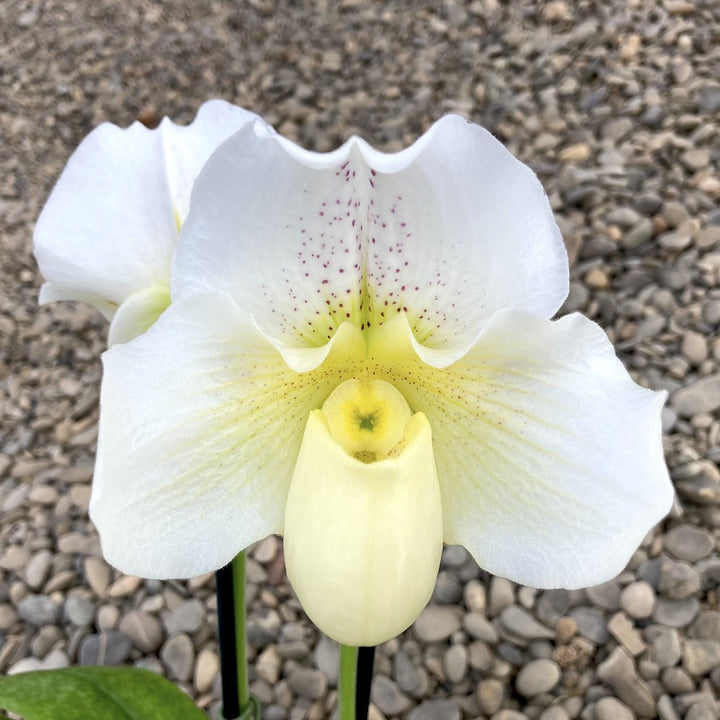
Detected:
left=0, top=666, right=207, bottom=720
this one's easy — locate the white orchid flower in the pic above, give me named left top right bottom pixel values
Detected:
left=90, top=115, right=672, bottom=646
left=33, top=100, right=258, bottom=345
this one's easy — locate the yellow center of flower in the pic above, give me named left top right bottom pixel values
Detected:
left=321, top=379, right=412, bottom=462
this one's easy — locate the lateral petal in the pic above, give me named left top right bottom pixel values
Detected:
left=91, top=291, right=364, bottom=579
left=375, top=310, right=672, bottom=589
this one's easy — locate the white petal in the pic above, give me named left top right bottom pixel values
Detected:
left=91, top=291, right=365, bottom=578
left=159, top=100, right=259, bottom=223
left=34, top=101, right=256, bottom=310
left=174, top=115, right=567, bottom=357
left=107, top=284, right=171, bottom=346
left=284, top=410, right=442, bottom=646
left=372, top=311, right=672, bottom=589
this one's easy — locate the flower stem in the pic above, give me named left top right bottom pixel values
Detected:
left=338, top=644, right=358, bottom=720
left=355, top=646, right=375, bottom=720
left=216, top=551, right=259, bottom=720
left=232, top=551, right=250, bottom=710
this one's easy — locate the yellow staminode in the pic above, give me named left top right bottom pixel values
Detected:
left=321, top=379, right=412, bottom=462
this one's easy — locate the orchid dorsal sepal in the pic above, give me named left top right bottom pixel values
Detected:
left=283, top=390, right=443, bottom=647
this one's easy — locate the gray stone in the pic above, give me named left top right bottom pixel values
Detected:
left=488, top=576, right=515, bottom=617
left=659, top=560, right=701, bottom=599
left=163, top=598, right=204, bottom=634
left=597, top=647, right=656, bottom=717
left=594, top=696, right=633, bottom=720
left=682, top=639, right=720, bottom=676
left=414, top=605, right=461, bottom=642
left=672, top=377, right=720, bottom=417
left=371, top=675, right=410, bottom=715
left=433, top=570, right=463, bottom=604
left=499, top=605, right=554, bottom=640
left=79, top=631, right=132, bottom=666
left=18, top=595, right=61, bottom=626
left=407, top=699, right=461, bottom=720
left=289, top=667, right=327, bottom=700
left=476, top=678, right=504, bottom=715
left=585, top=580, right=620, bottom=611
left=689, top=611, right=720, bottom=641
left=443, top=643, right=467, bottom=683
left=653, top=597, right=700, bottom=628
left=619, top=580, right=655, bottom=619
left=246, top=608, right=281, bottom=646
left=664, top=525, right=715, bottom=561
left=468, top=640, right=493, bottom=671
left=657, top=694, right=681, bottom=720
left=538, top=707, right=569, bottom=720
left=461, top=613, right=496, bottom=644
left=698, top=85, right=720, bottom=113
left=160, top=633, right=194, bottom=682
left=515, top=658, right=561, bottom=697
left=24, top=550, right=53, bottom=590
left=653, top=629, right=681, bottom=668
left=313, top=634, right=338, bottom=684
left=568, top=606, right=608, bottom=643
left=394, top=648, right=421, bottom=692
left=119, top=610, right=163, bottom=653
left=64, top=595, right=95, bottom=626
left=661, top=666, right=695, bottom=694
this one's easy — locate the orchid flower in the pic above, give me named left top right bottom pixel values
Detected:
left=33, top=100, right=258, bottom=345
left=90, top=115, right=672, bottom=646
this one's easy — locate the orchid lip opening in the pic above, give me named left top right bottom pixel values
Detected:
left=322, top=378, right=413, bottom=463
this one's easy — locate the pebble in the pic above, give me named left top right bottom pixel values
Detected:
left=607, top=612, right=645, bottom=656
left=193, top=647, right=219, bottom=693
left=682, top=639, right=720, bottom=676
left=24, top=550, right=52, bottom=590
left=371, top=675, right=410, bottom=715
left=443, top=643, right=468, bottom=683
left=672, top=376, right=720, bottom=417
left=594, top=696, right=634, bottom=720
left=118, top=610, right=163, bottom=653
left=64, top=595, right=95, bottom=626
left=568, top=607, right=608, bottom=643
left=619, top=580, right=656, bottom=619
left=690, top=611, right=720, bottom=642
left=414, top=605, right=461, bottom=642
left=654, top=629, right=682, bottom=668
left=463, top=612, right=498, bottom=643
left=84, top=556, right=112, bottom=597
left=163, top=598, right=204, bottom=634
left=407, top=699, right=461, bottom=720
left=515, top=658, right=561, bottom=697
left=289, top=667, right=327, bottom=701
left=79, top=631, right=132, bottom=666
left=654, top=597, right=700, bottom=628
left=160, top=633, right=195, bottom=682
left=623, top=218, right=654, bottom=249
left=256, top=646, right=282, bottom=685
left=18, top=595, right=61, bottom=626
left=662, top=667, right=695, bottom=694
left=488, top=577, right=515, bottom=618
left=659, top=560, right=701, bottom=600
left=476, top=678, right=505, bottom=715
left=663, top=525, right=715, bottom=562
left=499, top=605, right=554, bottom=640
left=597, top=647, right=656, bottom=717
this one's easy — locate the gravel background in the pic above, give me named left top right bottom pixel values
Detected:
left=2, top=1, right=720, bottom=719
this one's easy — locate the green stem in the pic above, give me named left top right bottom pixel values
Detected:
left=338, top=644, right=358, bottom=720
left=232, top=551, right=250, bottom=711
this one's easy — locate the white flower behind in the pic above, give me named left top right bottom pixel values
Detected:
left=33, top=100, right=258, bottom=345
left=90, top=115, right=673, bottom=645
